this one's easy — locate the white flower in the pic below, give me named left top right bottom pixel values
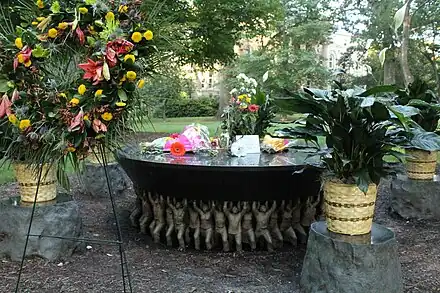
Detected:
left=262, top=71, right=269, bottom=82
left=236, top=73, right=247, bottom=80
left=249, top=78, right=258, bottom=87
left=230, top=88, right=238, bottom=94
left=251, top=89, right=256, bottom=95
left=231, top=141, right=247, bottom=157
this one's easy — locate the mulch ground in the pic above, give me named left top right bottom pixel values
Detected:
left=0, top=133, right=439, bottom=293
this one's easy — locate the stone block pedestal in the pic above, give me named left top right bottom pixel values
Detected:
left=0, top=194, right=82, bottom=261
left=81, top=162, right=132, bottom=198
left=300, top=221, right=403, bottom=293
left=390, top=174, right=440, bottom=219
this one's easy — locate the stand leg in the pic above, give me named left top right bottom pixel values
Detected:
left=15, top=162, right=44, bottom=293
left=100, top=144, right=133, bottom=293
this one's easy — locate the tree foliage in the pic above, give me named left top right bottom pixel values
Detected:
left=222, top=0, right=333, bottom=97
left=340, top=0, right=440, bottom=92
left=140, top=0, right=284, bottom=69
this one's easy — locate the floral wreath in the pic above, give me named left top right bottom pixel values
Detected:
left=0, top=0, right=155, bottom=167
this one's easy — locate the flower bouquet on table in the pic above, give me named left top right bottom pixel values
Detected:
left=0, top=0, right=156, bottom=199
left=140, top=123, right=213, bottom=156
left=220, top=72, right=276, bottom=156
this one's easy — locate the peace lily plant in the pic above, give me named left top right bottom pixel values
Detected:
left=275, top=83, right=440, bottom=235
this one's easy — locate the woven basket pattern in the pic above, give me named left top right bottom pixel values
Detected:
left=324, top=181, right=377, bottom=235
left=406, top=149, right=437, bottom=180
left=14, top=163, right=57, bottom=203
left=87, top=147, right=115, bottom=164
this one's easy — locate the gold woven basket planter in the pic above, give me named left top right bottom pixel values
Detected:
left=406, top=149, right=437, bottom=180
left=87, top=146, right=115, bottom=164
left=13, top=163, right=57, bottom=203
left=323, top=181, right=377, bottom=235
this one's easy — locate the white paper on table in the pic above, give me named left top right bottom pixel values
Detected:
left=235, top=135, right=260, bottom=154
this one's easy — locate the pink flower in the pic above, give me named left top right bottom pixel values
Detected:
left=13, top=46, right=32, bottom=70
left=11, top=89, right=20, bottom=102
left=170, top=133, right=179, bottom=139
left=105, top=47, right=117, bottom=67
left=106, top=39, right=134, bottom=55
left=76, top=27, right=85, bottom=45
left=68, top=109, right=84, bottom=132
left=0, top=94, right=12, bottom=119
left=92, top=119, right=108, bottom=133
left=248, top=104, right=260, bottom=112
left=78, top=59, right=103, bottom=85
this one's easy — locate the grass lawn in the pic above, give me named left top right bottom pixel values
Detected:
left=0, top=164, right=15, bottom=185
left=135, top=117, right=221, bottom=135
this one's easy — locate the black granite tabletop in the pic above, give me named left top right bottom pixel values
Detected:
left=116, top=143, right=321, bottom=169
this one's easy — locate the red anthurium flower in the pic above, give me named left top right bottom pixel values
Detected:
left=0, top=94, right=12, bottom=119
left=106, top=39, right=134, bottom=55
left=92, top=119, right=108, bottom=133
left=78, top=59, right=104, bottom=85
left=68, top=109, right=84, bottom=132
left=170, top=133, right=179, bottom=139
left=76, top=27, right=85, bottom=45
left=105, top=47, right=117, bottom=67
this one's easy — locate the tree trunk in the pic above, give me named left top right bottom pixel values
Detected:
left=401, top=0, right=414, bottom=87
left=216, top=72, right=228, bottom=119
left=384, top=58, right=396, bottom=85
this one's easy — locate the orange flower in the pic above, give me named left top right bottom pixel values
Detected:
left=170, top=141, right=186, bottom=156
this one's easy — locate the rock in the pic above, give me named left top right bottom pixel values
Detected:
left=0, top=194, right=82, bottom=261
left=390, top=174, right=440, bottom=220
left=81, top=162, right=132, bottom=198
left=300, top=221, right=403, bottom=293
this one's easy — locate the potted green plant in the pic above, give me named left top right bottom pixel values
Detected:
left=394, top=79, right=440, bottom=179
left=274, top=83, right=428, bottom=235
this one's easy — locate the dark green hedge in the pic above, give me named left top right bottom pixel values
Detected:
left=156, top=97, right=219, bottom=118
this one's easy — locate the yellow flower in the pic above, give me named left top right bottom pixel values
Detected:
left=101, top=112, right=113, bottom=121
left=95, top=89, right=103, bottom=97
left=131, top=32, right=142, bottom=43
left=58, top=22, right=68, bottom=30
left=238, top=94, right=248, bottom=101
left=118, top=5, right=128, bottom=13
left=137, top=79, right=145, bottom=89
left=24, top=60, right=32, bottom=67
left=36, top=17, right=45, bottom=22
left=32, top=21, right=39, bottom=26
left=79, top=7, right=88, bottom=14
left=66, top=146, right=76, bottom=153
left=245, top=97, right=251, bottom=103
left=124, top=54, right=135, bottom=63
left=8, top=114, right=18, bottom=125
left=15, top=38, right=23, bottom=50
left=116, top=101, right=126, bottom=107
left=59, top=93, right=67, bottom=99
left=105, top=12, right=115, bottom=22
left=17, top=54, right=25, bottom=64
left=48, top=28, right=58, bottom=38
left=19, top=119, right=31, bottom=130
left=78, top=84, right=87, bottom=95
left=126, top=71, right=137, bottom=81
left=83, top=115, right=89, bottom=121
left=36, top=0, right=44, bottom=9
left=144, top=30, right=153, bottom=41
left=70, top=98, right=80, bottom=106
